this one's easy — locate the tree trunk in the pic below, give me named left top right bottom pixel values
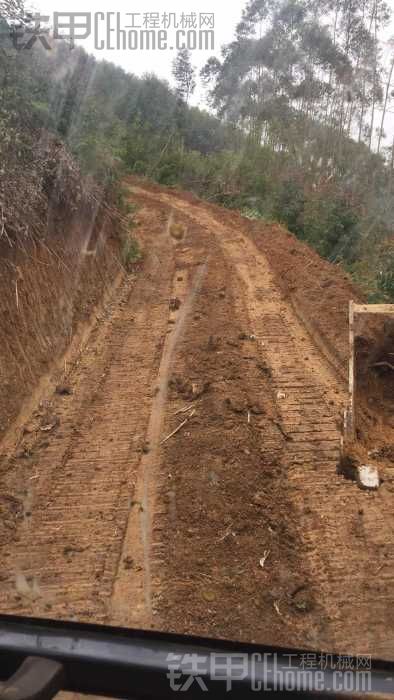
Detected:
left=377, top=54, right=394, bottom=154
left=368, top=13, right=378, bottom=151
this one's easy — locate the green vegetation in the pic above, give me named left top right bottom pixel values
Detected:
left=122, top=237, right=143, bottom=269
left=121, top=203, right=143, bottom=269
left=1, top=0, right=394, bottom=299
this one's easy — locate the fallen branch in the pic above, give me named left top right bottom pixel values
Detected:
left=272, top=419, right=291, bottom=440
left=217, top=525, right=233, bottom=542
left=161, top=410, right=196, bottom=445
left=173, top=402, right=199, bottom=416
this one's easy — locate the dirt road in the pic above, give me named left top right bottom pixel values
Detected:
left=0, top=183, right=393, bottom=658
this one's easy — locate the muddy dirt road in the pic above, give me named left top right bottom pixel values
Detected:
left=0, top=182, right=393, bottom=658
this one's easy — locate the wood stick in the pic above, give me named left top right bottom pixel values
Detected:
left=161, top=411, right=195, bottom=445
left=353, top=303, right=394, bottom=315
left=173, top=402, right=198, bottom=416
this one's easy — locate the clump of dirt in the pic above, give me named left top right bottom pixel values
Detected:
left=169, top=375, right=210, bottom=401
left=371, top=445, right=394, bottom=461
left=169, top=222, right=186, bottom=241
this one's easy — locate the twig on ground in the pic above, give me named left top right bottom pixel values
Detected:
left=161, top=410, right=196, bottom=444
left=217, top=525, right=233, bottom=542
left=274, top=601, right=283, bottom=617
left=173, top=402, right=199, bottom=416
left=259, top=549, right=270, bottom=569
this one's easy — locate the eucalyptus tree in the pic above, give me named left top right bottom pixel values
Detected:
left=172, top=48, right=196, bottom=104
left=377, top=42, right=394, bottom=154
left=202, top=0, right=350, bottom=151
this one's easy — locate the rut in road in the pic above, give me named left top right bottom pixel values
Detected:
left=0, top=184, right=393, bottom=660
left=132, top=185, right=394, bottom=656
left=0, top=202, right=177, bottom=624
left=110, top=257, right=208, bottom=628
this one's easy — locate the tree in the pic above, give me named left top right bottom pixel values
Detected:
left=172, top=48, right=196, bottom=104
left=377, top=42, right=394, bottom=153
left=0, top=0, right=25, bottom=20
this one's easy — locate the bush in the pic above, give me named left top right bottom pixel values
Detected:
left=272, top=179, right=305, bottom=237
left=303, top=194, right=361, bottom=263
left=122, top=237, right=142, bottom=269
left=377, top=246, right=394, bottom=301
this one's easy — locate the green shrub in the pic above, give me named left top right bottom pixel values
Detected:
left=122, top=237, right=142, bottom=269
left=303, top=195, right=361, bottom=263
left=377, top=249, right=394, bottom=301
left=241, top=207, right=266, bottom=220
left=272, top=179, right=305, bottom=237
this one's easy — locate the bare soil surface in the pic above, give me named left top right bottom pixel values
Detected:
left=0, top=181, right=393, bottom=660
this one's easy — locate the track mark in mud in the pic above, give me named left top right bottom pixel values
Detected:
left=131, top=185, right=394, bottom=657
left=1, top=181, right=394, bottom=660
left=0, top=204, right=174, bottom=624
left=110, top=257, right=207, bottom=627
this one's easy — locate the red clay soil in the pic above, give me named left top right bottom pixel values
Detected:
left=0, top=207, right=122, bottom=441
left=128, top=177, right=394, bottom=453
left=125, top=177, right=360, bottom=376
left=130, top=181, right=394, bottom=656
left=0, top=179, right=393, bottom=664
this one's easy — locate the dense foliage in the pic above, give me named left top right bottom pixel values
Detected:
left=0, top=0, right=393, bottom=299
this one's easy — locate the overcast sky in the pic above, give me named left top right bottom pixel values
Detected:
left=36, top=0, right=394, bottom=141
left=36, top=0, right=243, bottom=108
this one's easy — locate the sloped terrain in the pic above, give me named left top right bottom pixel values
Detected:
left=0, top=132, right=121, bottom=441
left=0, top=180, right=393, bottom=660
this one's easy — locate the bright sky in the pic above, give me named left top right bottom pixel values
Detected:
left=37, top=0, right=243, bottom=108
left=36, top=0, right=394, bottom=141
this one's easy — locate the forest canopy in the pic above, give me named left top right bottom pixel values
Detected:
left=0, top=0, right=393, bottom=300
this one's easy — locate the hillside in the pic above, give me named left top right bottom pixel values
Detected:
left=1, top=0, right=394, bottom=674
left=0, top=179, right=392, bottom=658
